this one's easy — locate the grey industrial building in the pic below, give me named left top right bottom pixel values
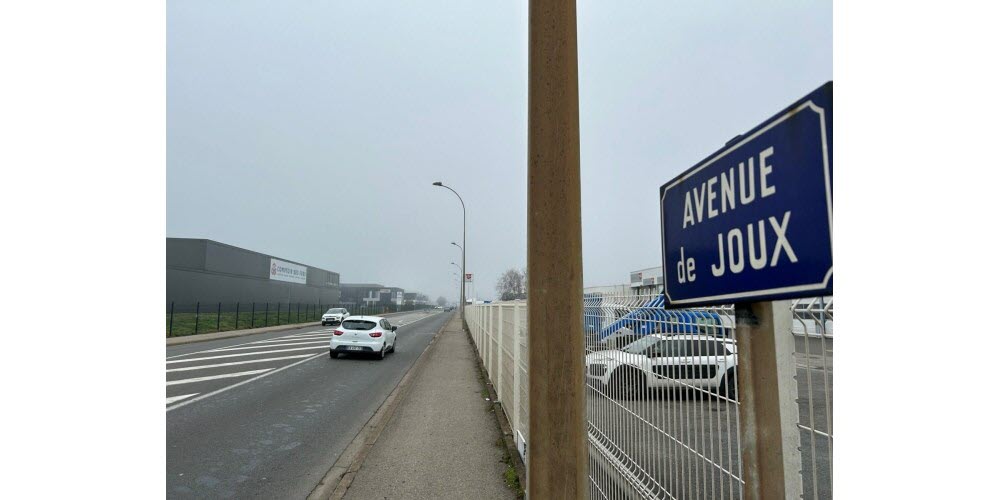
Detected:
left=167, top=238, right=341, bottom=309
left=339, top=283, right=405, bottom=308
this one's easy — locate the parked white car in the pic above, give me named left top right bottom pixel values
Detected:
left=585, top=334, right=738, bottom=400
left=321, top=308, right=350, bottom=326
left=330, top=316, right=397, bottom=360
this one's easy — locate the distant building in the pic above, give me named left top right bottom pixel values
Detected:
left=629, top=266, right=664, bottom=296
left=340, top=283, right=405, bottom=308
left=403, top=292, right=428, bottom=306
left=166, top=238, right=340, bottom=307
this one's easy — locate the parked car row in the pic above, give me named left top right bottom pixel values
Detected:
left=586, top=333, right=738, bottom=401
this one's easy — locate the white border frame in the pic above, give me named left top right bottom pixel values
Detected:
left=660, top=100, right=833, bottom=306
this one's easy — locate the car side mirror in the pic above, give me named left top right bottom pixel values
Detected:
left=391, top=326, right=397, bottom=332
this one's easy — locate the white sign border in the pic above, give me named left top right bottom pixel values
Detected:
left=660, top=100, right=833, bottom=306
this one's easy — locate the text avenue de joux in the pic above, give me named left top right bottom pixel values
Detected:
left=676, top=146, right=798, bottom=284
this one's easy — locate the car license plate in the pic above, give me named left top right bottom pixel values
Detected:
left=347, top=346, right=363, bottom=351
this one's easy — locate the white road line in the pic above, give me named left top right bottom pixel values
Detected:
left=209, top=340, right=330, bottom=352
left=165, top=354, right=315, bottom=372
left=166, top=393, right=199, bottom=405
left=252, top=335, right=331, bottom=343
left=164, top=311, right=449, bottom=411
left=166, top=353, right=327, bottom=412
left=237, top=337, right=331, bottom=345
left=166, top=346, right=327, bottom=364
left=166, top=331, right=327, bottom=360
left=167, top=369, right=273, bottom=386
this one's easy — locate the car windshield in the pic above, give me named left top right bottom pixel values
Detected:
left=621, top=336, right=659, bottom=354
left=325, top=308, right=346, bottom=314
left=341, top=320, right=376, bottom=330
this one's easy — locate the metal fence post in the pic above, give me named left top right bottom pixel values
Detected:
left=168, top=301, right=174, bottom=337
left=194, top=301, right=200, bottom=335
left=216, top=302, right=222, bottom=332
left=265, top=302, right=269, bottom=327
left=736, top=301, right=803, bottom=500
left=297, top=302, right=301, bottom=323
left=251, top=302, right=256, bottom=328
left=235, top=302, right=240, bottom=330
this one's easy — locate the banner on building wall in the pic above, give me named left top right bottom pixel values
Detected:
left=269, top=258, right=307, bottom=284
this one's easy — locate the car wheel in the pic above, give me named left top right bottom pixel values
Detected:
left=376, top=346, right=385, bottom=360
left=611, top=368, right=646, bottom=400
left=329, top=349, right=337, bottom=359
left=718, top=368, right=737, bottom=401
left=388, top=338, right=396, bottom=353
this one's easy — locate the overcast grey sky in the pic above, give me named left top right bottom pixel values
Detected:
left=167, top=0, right=831, bottom=302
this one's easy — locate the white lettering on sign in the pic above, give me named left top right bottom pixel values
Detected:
left=676, top=145, right=799, bottom=285
left=682, top=146, right=777, bottom=229
left=676, top=246, right=696, bottom=283
left=709, top=211, right=797, bottom=278
left=270, top=258, right=308, bottom=284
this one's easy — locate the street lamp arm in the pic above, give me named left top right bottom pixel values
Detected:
left=434, top=181, right=466, bottom=313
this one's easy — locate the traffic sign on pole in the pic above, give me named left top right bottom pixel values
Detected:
left=659, top=82, right=832, bottom=307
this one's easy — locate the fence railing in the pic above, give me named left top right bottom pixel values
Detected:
left=166, top=301, right=432, bottom=337
left=465, top=292, right=833, bottom=499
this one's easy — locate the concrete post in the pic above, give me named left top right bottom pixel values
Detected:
left=735, top=301, right=803, bottom=500
left=512, top=303, right=521, bottom=437
left=497, top=305, right=505, bottom=402
left=488, top=305, right=494, bottom=380
left=527, top=0, right=586, bottom=496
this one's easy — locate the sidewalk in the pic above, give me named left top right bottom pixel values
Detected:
left=342, top=315, right=515, bottom=499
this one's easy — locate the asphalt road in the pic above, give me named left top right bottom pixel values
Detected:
left=166, top=310, right=451, bottom=499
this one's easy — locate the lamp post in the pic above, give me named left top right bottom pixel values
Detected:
left=451, top=243, right=464, bottom=305
left=433, top=181, right=466, bottom=321
left=451, top=262, right=463, bottom=305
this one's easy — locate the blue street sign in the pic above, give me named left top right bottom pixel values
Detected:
left=660, top=82, right=832, bottom=307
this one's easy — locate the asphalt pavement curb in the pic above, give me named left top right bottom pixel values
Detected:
left=165, top=310, right=425, bottom=346
left=306, top=312, right=452, bottom=500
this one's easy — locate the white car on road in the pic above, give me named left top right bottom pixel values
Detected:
left=321, top=308, right=350, bottom=326
left=330, top=316, right=397, bottom=360
left=585, top=334, right=738, bottom=400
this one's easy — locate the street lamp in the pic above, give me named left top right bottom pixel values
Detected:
left=451, top=262, right=462, bottom=304
left=433, top=181, right=466, bottom=320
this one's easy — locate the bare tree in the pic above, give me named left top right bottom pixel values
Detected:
left=436, top=296, right=447, bottom=307
left=495, top=267, right=527, bottom=301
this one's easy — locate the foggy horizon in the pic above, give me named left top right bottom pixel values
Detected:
left=167, top=0, right=831, bottom=302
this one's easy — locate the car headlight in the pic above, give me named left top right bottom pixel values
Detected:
left=588, top=364, right=607, bottom=377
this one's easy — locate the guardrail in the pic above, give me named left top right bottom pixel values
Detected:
left=465, top=292, right=833, bottom=499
